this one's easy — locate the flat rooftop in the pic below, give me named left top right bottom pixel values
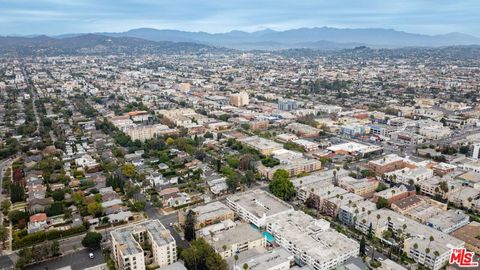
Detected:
left=227, top=189, right=293, bottom=218
left=190, top=201, right=234, bottom=223
left=206, top=223, right=264, bottom=251
left=111, top=219, right=174, bottom=256
left=451, top=221, right=480, bottom=249
left=268, top=211, right=359, bottom=263
left=236, top=247, right=293, bottom=270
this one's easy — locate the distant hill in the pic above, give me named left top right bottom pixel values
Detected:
left=3, top=27, right=480, bottom=53
left=59, top=27, right=480, bottom=50
left=0, top=34, right=217, bottom=56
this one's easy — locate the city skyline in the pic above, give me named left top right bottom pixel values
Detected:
left=1, top=0, right=480, bottom=37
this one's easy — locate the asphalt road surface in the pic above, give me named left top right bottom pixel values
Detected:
left=145, top=203, right=190, bottom=249
left=25, top=249, right=104, bottom=270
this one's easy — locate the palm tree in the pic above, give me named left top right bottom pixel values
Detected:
left=433, top=250, right=440, bottom=265
left=428, top=236, right=434, bottom=250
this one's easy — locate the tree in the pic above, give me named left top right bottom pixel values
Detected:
left=206, top=252, right=228, bottom=270
left=376, top=197, right=390, bottom=209
left=184, top=210, right=196, bottom=241
left=273, top=169, right=289, bottom=181
left=87, top=202, right=103, bottom=216
left=359, top=237, right=366, bottom=256
left=1, top=199, right=11, bottom=215
left=459, top=145, right=470, bottom=155
left=82, top=232, right=102, bottom=250
left=133, top=201, right=146, bottom=211
left=52, top=190, right=65, bottom=201
left=122, top=163, right=136, bottom=178
left=51, top=240, right=60, bottom=256
left=181, top=238, right=228, bottom=270
left=226, top=175, right=240, bottom=193
left=243, top=263, right=249, bottom=270
left=269, top=170, right=295, bottom=201
left=0, top=225, right=8, bottom=249
left=10, top=182, right=25, bottom=203
left=166, top=137, right=175, bottom=145
left=8, top=210, right=28, bottom=225
left=243, top=170, right=255, bottom=187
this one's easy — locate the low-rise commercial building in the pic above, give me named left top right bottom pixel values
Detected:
left=450, top=221, right=480, bottom=255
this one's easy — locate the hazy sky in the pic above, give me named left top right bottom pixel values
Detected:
left=1, top=0, right=479, bottom=36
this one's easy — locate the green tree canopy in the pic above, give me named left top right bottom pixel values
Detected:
left=269, top=169, right=295, bottom=201
left=82, top=232, right=102, bottom=250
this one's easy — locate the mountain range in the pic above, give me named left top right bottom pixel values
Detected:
left=56, top=27, right=480, bottom=49
left=0, top=34, right=216, bottom=56
left=1, top=27, right=480, bottom=55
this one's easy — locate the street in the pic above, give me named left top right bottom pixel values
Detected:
left=25, top=249, right=104, bottom=270
left=145, top=203, right=190, bottom=249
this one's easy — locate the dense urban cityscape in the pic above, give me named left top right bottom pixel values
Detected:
left=2, top=1, right=480, bottom=270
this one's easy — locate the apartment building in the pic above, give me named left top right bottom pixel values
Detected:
left=338, top=176, right=379, bottom=197
left=230, top=91, right=249, bottom=107
left=355, top=209, right=464, bottom=270
left=372, top=185, right=415, bottom=204
left=385, top=167, right=434, bottom=185
left=259, top=149, right=322, bottom=180
left=226, top=189, right=294, bottom=228
left=110, top=220, right=176, bottom=270
left=425, top=210, right=469, bottom=234
left=205, top=223, right=266, bottom=258
left=292, top=169, right=349, bottom=202
left=338, top=200, right=377, bottom=227
left=364, top=154, right=411, bottom=176
left=286, top=123, right=321, bottom=138
left=267, top=211, right=359, bottom=270
left=292, top=139, right=320, bottom=152
left=278, top=99, right=298, bottom=111
left=238, top=136, right=283, bottom=155
left=234, top=247, right=293, bottom=270
left=322, top=192, right=364, bottom=217
left=451, top=221, right=480, bottom=255
left=177, top=201, right=234, bottom=230
left=124, top=124, right=173, bottom=142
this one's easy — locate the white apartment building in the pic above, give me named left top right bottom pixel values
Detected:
left=385, top=167, right=434, bottom=185
left=111, top=220, right=176, bottom=270
left=124, top=124, right=172, bottom=142
left=355, top=209, right=464, bottom=270
left=234, top=247, right=293, bottom=270
left=226, top=189, right=294, bottom=228
left=205, top=223, right=266, bottom=258
left=267, top=211, right=359, bottom=270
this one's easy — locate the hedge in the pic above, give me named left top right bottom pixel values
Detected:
left=13, top=225, right=87, bottom=250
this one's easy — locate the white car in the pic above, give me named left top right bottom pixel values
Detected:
left=89, top=253, right=94, bottom=259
